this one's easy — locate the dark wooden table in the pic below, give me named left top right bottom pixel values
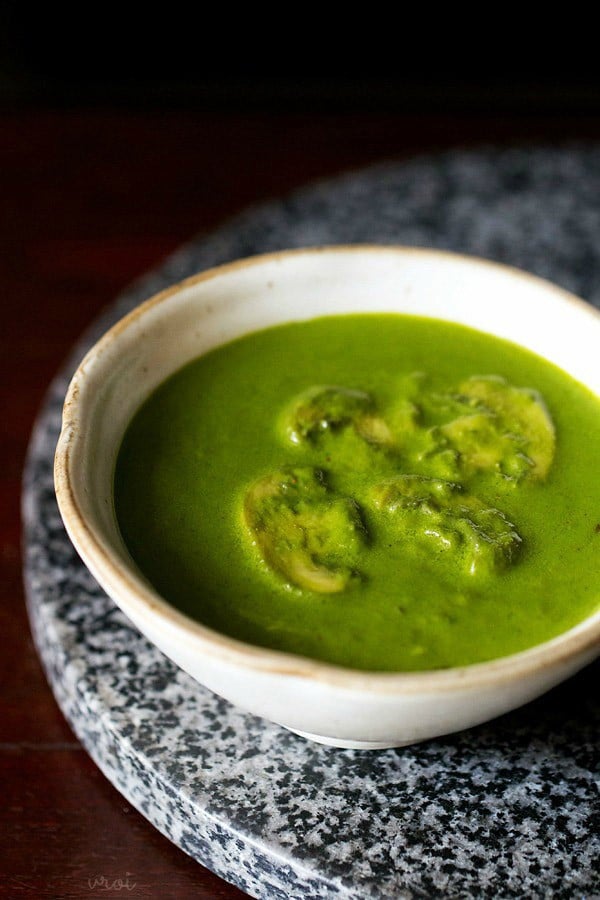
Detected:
left=3, top=105, right=600, bottom=898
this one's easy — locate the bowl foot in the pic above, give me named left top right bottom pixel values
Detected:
left=286, top=727, right=417, bottom=750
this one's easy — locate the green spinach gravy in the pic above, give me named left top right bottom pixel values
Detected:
left=114, top=314, right=600, bottom=671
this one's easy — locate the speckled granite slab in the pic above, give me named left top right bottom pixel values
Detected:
left=24, top=146, right=600, bottom=899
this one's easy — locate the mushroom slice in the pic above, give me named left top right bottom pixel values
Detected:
left=243, top=466, right=367, bottom=593
left=371, top=474, right=522, bottom=579
left=283, top=385, right=392, bottom=447
left=441, top=376, right=555, bottom=481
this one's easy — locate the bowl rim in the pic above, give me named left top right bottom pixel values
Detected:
left=54, top=243, right=600, bottom=694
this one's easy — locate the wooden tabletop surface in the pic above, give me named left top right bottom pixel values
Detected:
left=3, top=102, right=600, bottom=898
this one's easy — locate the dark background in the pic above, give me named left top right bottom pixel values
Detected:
left=2, top=5, right=600, bottom=117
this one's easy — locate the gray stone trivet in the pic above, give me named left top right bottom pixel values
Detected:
left=23, top=145, right=600, bottom=899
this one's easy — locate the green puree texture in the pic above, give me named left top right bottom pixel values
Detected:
left=114, top=314, right=600, bottom=672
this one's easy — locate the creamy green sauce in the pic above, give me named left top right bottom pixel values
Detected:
left=114, top=314, right=600, bottom=671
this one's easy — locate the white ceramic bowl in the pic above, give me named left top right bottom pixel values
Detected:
left=54, top=246, right=600, bottom=749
